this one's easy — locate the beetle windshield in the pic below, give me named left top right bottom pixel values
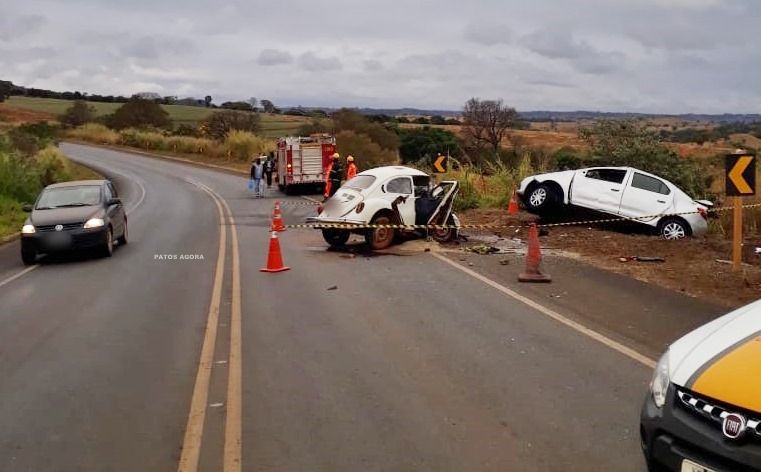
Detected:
left=344, top=175, right=376, bottom=191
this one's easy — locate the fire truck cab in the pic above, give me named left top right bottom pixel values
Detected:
left=276, top=135, right=337, bottom=195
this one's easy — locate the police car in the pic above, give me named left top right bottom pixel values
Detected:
left=641, top=299, right=761, bottom=471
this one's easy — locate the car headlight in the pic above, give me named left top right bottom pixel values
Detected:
left=22, top=224, right=35, bottom=234
left=650, top=351, right=670, bottom=408
left=84, top=218, right=105, bottom=229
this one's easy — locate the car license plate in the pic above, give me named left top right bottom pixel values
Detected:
left=681, top=459, right=716, bottom=472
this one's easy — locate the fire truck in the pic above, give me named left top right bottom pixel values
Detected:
left=276, top=135, right=337, bottom=195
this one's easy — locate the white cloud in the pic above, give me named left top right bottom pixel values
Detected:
left=0, top=0, right=758, bottom=113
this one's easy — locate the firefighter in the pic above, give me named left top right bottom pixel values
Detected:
left=324, top=152, right=343, bottom=198
left=346, top=155, right=357, bottom=180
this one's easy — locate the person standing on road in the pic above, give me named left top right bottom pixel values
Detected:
left=324, top=152, right=344, bottom=199
left=264, top=155, right=275, bottom=189
left=346, top=155, right=358, bottom=180
left=250, top=157, right=264, bottom=198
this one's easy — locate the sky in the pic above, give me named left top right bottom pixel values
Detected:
left=1, top=0, right=759, bottom=113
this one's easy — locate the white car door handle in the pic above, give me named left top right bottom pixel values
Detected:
left=610, top=188, right=620, bottom=192
left=657, top=199, right=666, bottom=203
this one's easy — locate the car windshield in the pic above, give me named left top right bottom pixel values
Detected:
left=343, top=175, right=376, bottom=191
left=36, top=186, right=101, bottom=209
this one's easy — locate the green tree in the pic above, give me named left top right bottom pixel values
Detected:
left=0, top=80, right=12, bottom=102
left=336, top=130, right=397, bottom=170
left=221, top=101, right=254, bottom=111
left=106, top=98, right=171, bottom=130
left=59, top=100, right=96, bottom=128
left=430, top=115, right=446, bottom=125
left=260, top=99, right=279, bottom=114
left=203, top=110, right=261, bottom=140
left=332, top=109, right=399, bottom=151
left=398, top=127, right=461, bottom=164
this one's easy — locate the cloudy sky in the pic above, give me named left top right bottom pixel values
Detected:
left=1, top=0, right=759, bottom=113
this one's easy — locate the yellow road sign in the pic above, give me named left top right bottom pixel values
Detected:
left=433, top=154, right=447, bottom=173
left=726, top=153, right=756, bottom=196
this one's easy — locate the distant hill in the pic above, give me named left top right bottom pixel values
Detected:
left=284, top=106, right=761, bottom=124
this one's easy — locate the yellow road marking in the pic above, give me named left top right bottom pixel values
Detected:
left=728, top=155, right=754, bottom=194
left=693, top=337, right=761, bottom=413
left=431, top=253, right=656, bottom=368
left=177, top=182, right=227, bottom=472
left=215, top=190, right=243, bottom=472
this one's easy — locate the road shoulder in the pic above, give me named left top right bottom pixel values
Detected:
left=437, top=247, right=726, bottom=360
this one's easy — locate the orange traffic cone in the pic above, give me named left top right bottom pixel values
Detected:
left=271, top=201, right=286, bottom=232
left=260, top=231, right=290, bottom=273
left=507, top=190, right=520, bottom=215
left=518, top=223, right=551, bottom=283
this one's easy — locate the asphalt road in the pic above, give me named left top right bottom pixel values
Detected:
left=0, top=143, right=725, bottom=471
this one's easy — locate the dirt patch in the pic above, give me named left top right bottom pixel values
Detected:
left=459, top=208, right=761, bottom=308
left=0, top=104, right=55, bottom=123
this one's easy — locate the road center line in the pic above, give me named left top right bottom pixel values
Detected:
left=177, top=181, right=228, bottom=472
left=431, top=252, right=656, bottom=369
left=212, top=186, right=243, bottom=472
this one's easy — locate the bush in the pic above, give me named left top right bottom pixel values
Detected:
left=335, top=130, right=397, bottom=170
left=60, top=100, right=96, bottom=128
left=119, top=128, right=168, bottom=151
left=222, top=131, right=275, bottom=161
left=332, top=109, right=399, bottom=151
left=107, top=98, right=171, bottom=130
left=166, top=135, right=216, bottom=154
left=34, top=146, right=72, bottom=186
left=203, top=110, right=261, bottom=140
left=552, top=147, right=585, bottom=170
left=68, top=124, right=120, bottom=144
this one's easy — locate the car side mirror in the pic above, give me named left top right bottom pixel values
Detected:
left=107, top=197, right=121, bottom=206
left=22, top=204, right=33, bottom=212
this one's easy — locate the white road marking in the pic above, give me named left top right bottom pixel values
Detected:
left=301, top=195, right=322, bottom=204
left=431, top=253, right=656, bottom=369
left=0, top=265, right=38, bottom=289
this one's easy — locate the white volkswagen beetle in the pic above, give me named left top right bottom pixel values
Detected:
left=518, top=166, right=712, bottom=239
left=306, top=166, right=460, bottom=250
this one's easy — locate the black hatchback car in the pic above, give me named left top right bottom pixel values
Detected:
left=20, top=180, right=128, bottom=264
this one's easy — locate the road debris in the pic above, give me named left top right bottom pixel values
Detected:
left=619, top=256, right=665, bottom=263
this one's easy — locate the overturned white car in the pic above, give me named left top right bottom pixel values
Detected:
left=518, top=166, right=712, bottom=239
left=306, top=166, right=460, bottom=250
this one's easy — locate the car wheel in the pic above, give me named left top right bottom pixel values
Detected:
left=21, top=247, right=36, bottom=266
left=101, top=227, right=114, bottom=257
left=322, top=229, right=350, bottom=247
left=117, top=219, right=128, bottom=246
left=430, top=216, right=456, bottom=243
left=366, top=214, right=395, bottom=250
left=659, top=218, right=689, bottom=240
left=526, top=184, right=557, bottom=213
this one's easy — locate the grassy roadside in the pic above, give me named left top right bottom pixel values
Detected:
left=0, top=157, right=103, bottom=240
